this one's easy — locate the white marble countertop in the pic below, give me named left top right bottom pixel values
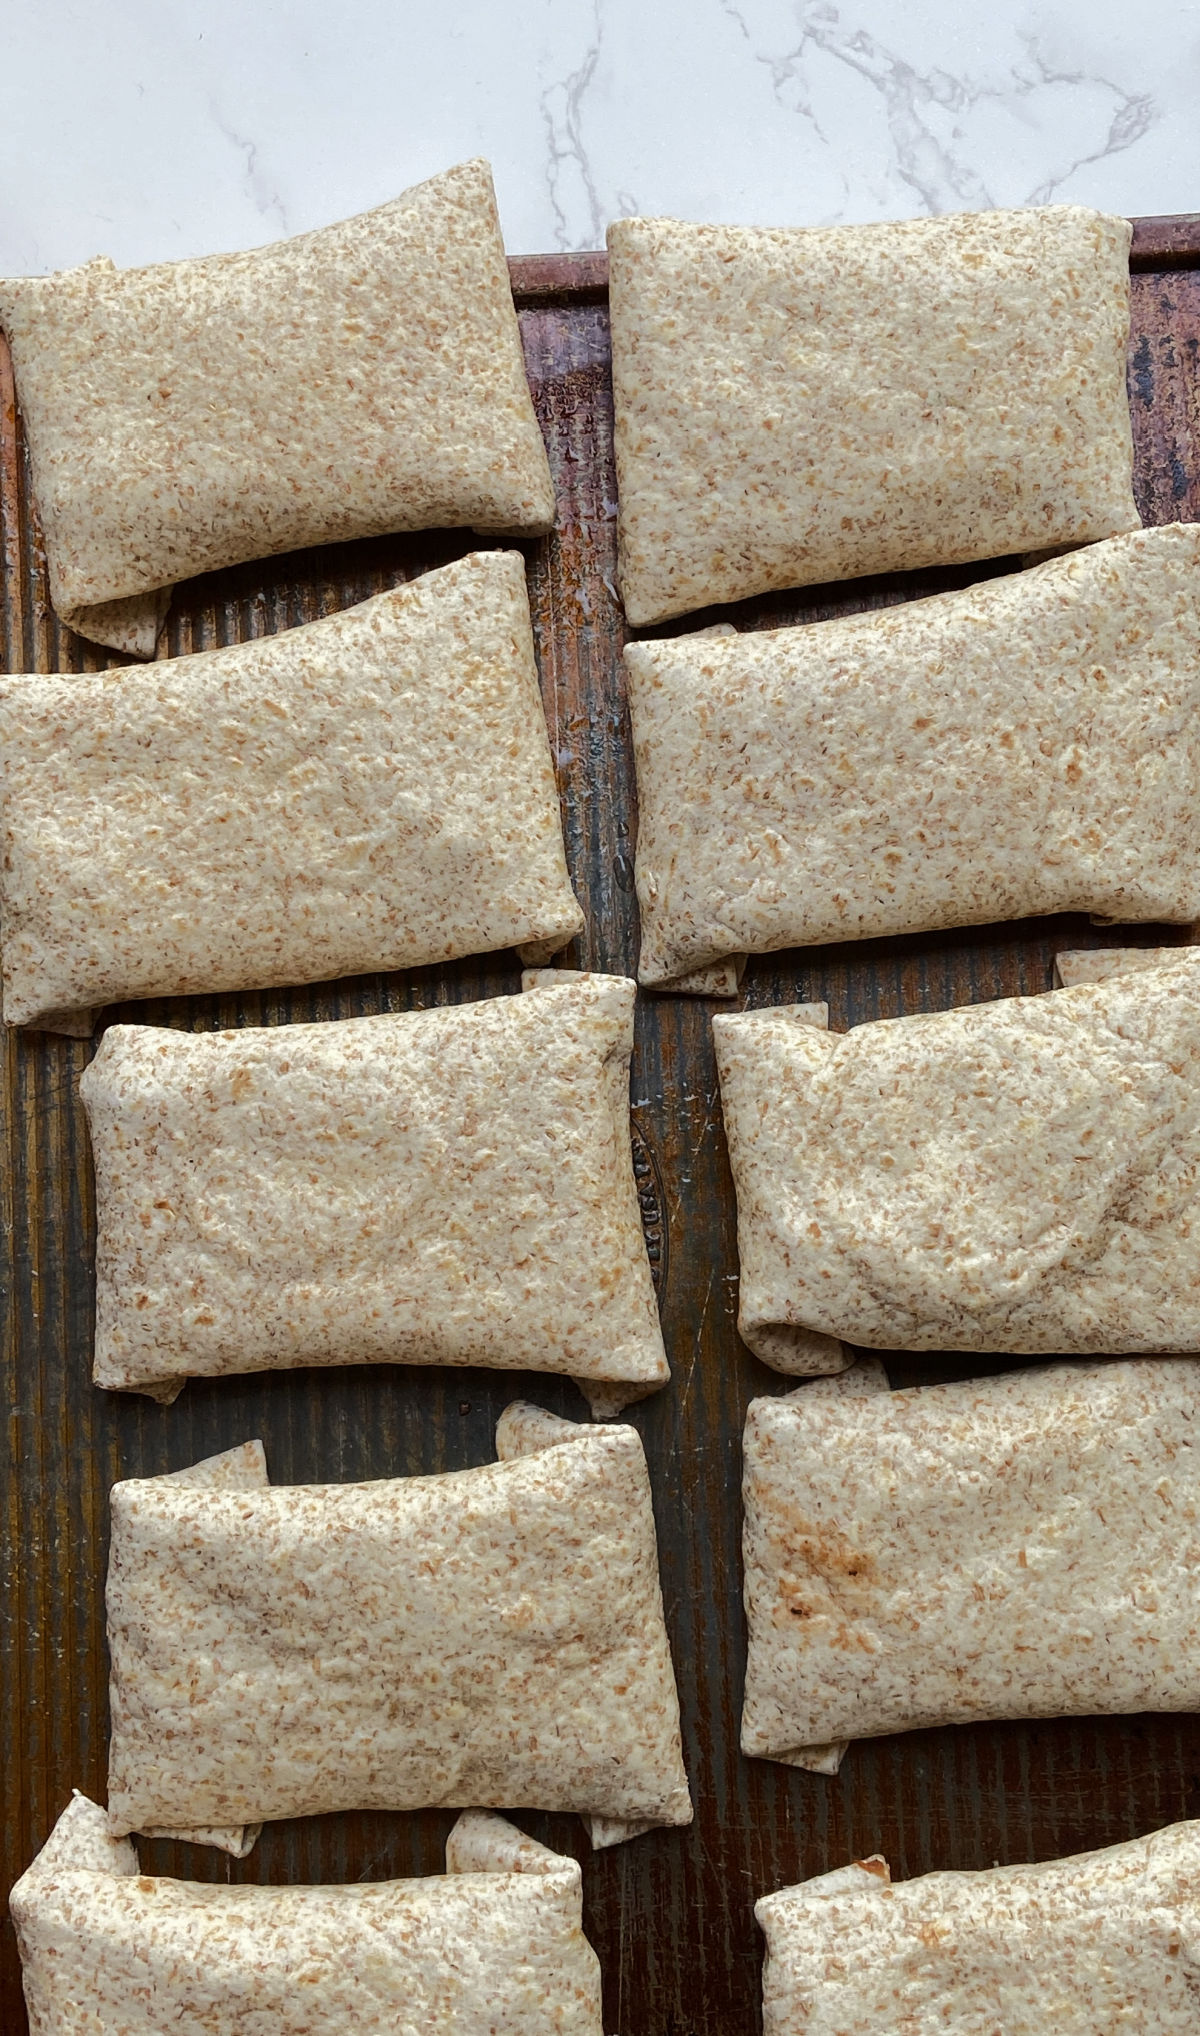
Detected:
left=2, top=0, right=1198, bottom=274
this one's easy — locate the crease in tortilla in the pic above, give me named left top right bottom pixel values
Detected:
left=742, top=1358, right=1200, bottom=1765
left=82, top=975, right=667, bottom=1400
left=11, top=1794, right=603, bottom=2035
left=714, top=950, right=1200, bottom=1359
left=105, top=1409, right=691, bottom=1851
left=0, top=160, right=554, bottom=652
left=608, top=203, right=1137, bottom=626
left=627, top=525, right=1200, bottom=987
left=757, top=1822, right=1200, bottom=2035
left=1, top=551, right=582, bottom=1033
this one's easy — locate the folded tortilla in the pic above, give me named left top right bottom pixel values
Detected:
left=1055, top=944, right=1194, bottom=987
left=608, top=203, right=1138, bottom=626
left=627, top=524, right=1200, bottom=986
left=81, top=973, right=667, bottom=1406
left=747, top=1360, right=889, bottom=1778
left=105, top=1413, right=692, bottom=1851
left=757, top=1823, right=1200, bottom=2035
left=743, top=1358, right=1200, bottom=1765
left=0, top=159, right=554, bottom=653
left=1, top=551, right=583, bottom=1032
left=714, top=950, right=1200, bottom=1362
left=11, top=1795, right=603, bottom=2036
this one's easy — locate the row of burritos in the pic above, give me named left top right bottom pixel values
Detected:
left=2, top=523, right=1200, bottom=1029
left=59, top=953, right=1200, bottom=1400
left=0, top=160, right=1140, bottom=653
left=18, top=1796, right=1200, bottom=2032
left=14, top=1356, right=1200, bottom=2030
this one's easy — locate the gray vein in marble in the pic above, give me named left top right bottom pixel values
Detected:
left=208, top=103, right=289, bottom=231
left=724, top=0, right=1161, bottom=220
left=1020, top=35, right=1156, bottom=203
left=541, top=0, right=608, bottom=250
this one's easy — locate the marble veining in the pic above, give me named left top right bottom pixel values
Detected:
left=0, top=1, right=1196, bottom=272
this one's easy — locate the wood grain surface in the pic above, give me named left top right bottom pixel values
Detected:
left=3, top=221, right=1200, bottom=2036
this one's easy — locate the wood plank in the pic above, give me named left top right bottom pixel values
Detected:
left=3, top=223, right=1200, bottom=2036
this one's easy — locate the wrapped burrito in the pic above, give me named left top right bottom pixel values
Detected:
left=742, top=1359, right=1200, bottom=1765
left=628, top=525, right=1200, bottom=989
left=0, top=158, right=554, bottom=654
left=713, top=950, right=1200, bottom=1365
left=0, top=551, right=583, bottom=1033
left=105, top=1414, right=692, bottom=1852
left=608, top=203, right=1137, bottom=626
left=757, top=1823, right=1200, bottom=2035
left=81, top=973, right=667, bottom=1409
left=11, top=1794, right=604, bottom=2036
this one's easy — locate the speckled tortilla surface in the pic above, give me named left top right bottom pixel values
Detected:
left=758, top=1822, right=1200, bottom=2034
left=608, top=203, right=1137, bottom=625
left=1055, top=944, right=1194, bottom=986
left=81, top=975, right=666, bottom=1399
left=742, top=1359, right=1200, bottom=1761
left=629, top=525, right=1200, bottom=984
left=105, top=1415, right=691, bottom=1845
left=0, top=551, right=582, bottom=1030
left=714, top=952, right=1200, bottom=1360
left=0, top=159, right=554, bottom=649
left=12, top=1795, right=603, bottom=2035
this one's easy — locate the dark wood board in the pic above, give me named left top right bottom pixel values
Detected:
left=3, top=219, right=1200, bottom=2036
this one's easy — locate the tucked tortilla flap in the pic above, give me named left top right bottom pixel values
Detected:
left=0, top=159, right=554, bottom=649
left=627, top=525, right=1200, bottom=986
left=11, top=1797, right=602, bottom=2036
left=105, top=1411, right=691, bottom=1849
left=741, top=1358, right=1200, bottom=1764
left=756, top=1359, right=890, bottom=1776
left=82, top=975, right=666, bottom=1399
left=608, top=203, right=1136, bottom=626
left=0, top=551, right=582, bottom=1030
left=126, top=1441, right=269, bottom=1856
left=1054, top=944, right=1195, bottom=987
left=756, top=1823, right=1200, bottom=2035
left=715, top=949, right=1200, bottom=1358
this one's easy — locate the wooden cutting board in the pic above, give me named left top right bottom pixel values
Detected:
left=3, top=218, right=1200, bottom=2035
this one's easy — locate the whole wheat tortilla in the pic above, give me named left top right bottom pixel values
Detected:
left=714, top=950, right=1200, bottom=1362
left=757, top=1823, right=1200, bottom=2035
left=742, top=1358, right=1200, bottom=1765
left=608, top=203, right=1137, bottom=626
left=1055, top=944, right=1196, bottom=987
left=0, top=551, right=582, bottom=1032
left=105, top=1410, right=691, bottom=1850
left=81, top=974, right=667, bottom=1403
left=0, top=159, right=554, bottom=653
left=627, top=525, right=1200, bottom=987
left=11, top=1795, right=603, bottom=2036
left=749, top=1360, right=890, bottom=1778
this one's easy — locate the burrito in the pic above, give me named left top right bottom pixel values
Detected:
left=11, top=1794, right=604, bottom=2035
left=105, top=1413, right=692, bottom=1851
left=81, top=973, right=667, bottom=1408
left=757, top=1823, right=1200, bottom=2034
left=742, top=1358, right=1200, bottom=1765
left=626, top=524, right=1200, bottom=987
left=608, top=203, right=1137, bottom=625
left=0, top=159, right=554, bottom=654
left=0, top=551, right=583, bottom=1032
left=713, top=950, right=1200, bottom=1365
